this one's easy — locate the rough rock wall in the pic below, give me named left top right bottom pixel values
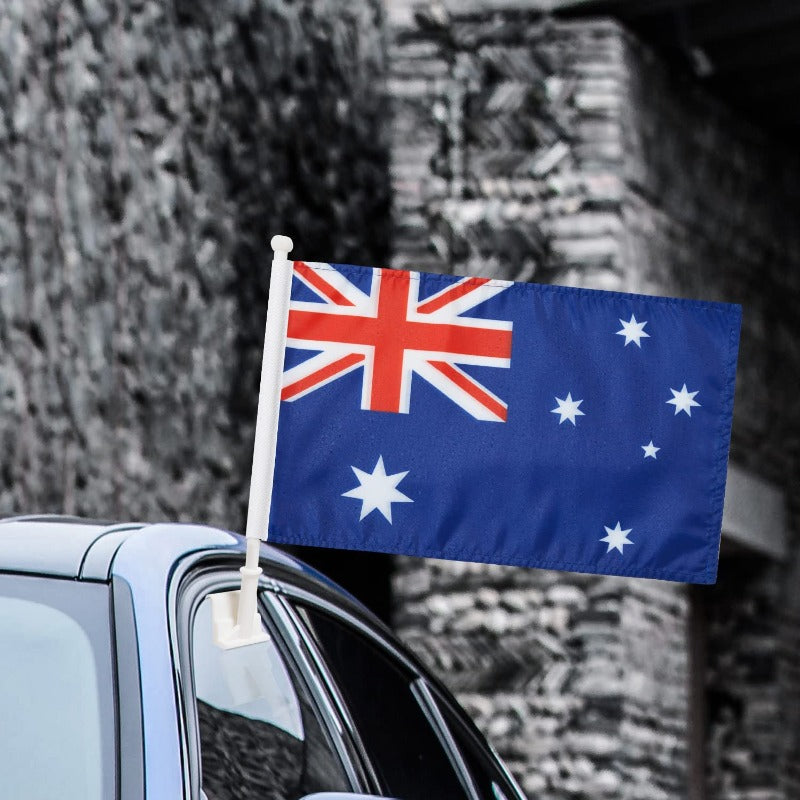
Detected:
left=389, top=11, right=689, bottom=799
left=700, top=558, right=788, bottom=799
left=618, top=33, right=800, bottom=489
left=394, top=560, right=688, bottom=798
left=0, top=0, right=389, bottom=525
left=619, top=32, right=800, bottom=800
left=390, top=10, right=631, bottom=291
left=387, top=5, right=800, bottom=799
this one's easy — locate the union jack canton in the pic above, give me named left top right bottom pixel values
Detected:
left=282, top=261, right=514, bottom=422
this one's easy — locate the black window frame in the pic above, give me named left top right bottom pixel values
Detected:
left=173, top=565, right=364, bottom=800
left=427, top=683, right=527, bottom=800
left=263, top=588, right=380, bottom=792
left=276, top=583, right=487, bottom=800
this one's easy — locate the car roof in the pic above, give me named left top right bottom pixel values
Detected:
left=0, top=517, right=137, bottom=578
left=0, top=515, right=316, bottom=583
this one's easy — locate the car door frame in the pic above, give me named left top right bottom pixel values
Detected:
left=269, top=580, right=526, bottom=800
left=173, top=563, right=369, bottom=800
left=168, top=551, right=525, bottom=800
left=266, top=582, right=485, bottom=800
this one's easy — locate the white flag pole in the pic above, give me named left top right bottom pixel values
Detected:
left=212, top=234, right=293, bottom=649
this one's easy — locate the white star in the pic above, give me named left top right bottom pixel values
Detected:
left=342, top=456, right=413, bottom=523
left=551, top=393, right=585, bottom=425
left=667, top=384, right=701, bottom=416
left=616, top=314, right=650, bottom=347
left=642, top=441, right=660, bottom=459
left=600, top=521, right=633, bottom=554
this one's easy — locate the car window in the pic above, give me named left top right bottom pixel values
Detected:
left=432, top=691, right=525, bottom=800
left=191, top=595, right=351, bottom=800
left=0, top=574, right=116, bottom=800
left=295, top=603, right=471, bottom=800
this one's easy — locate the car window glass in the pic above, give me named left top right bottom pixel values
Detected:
left=296, top=603, right=470, bottom=800
left=433, top=692, right=524, bottom=800
left=191, top=595, right=350, bottom=800
left=0, top=576, right=114, bottom=800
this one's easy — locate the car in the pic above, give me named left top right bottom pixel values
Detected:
left=0, top=516, right=526, bottom=800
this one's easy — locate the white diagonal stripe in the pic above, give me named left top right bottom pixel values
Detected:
left=293, top=261, right=375, bottom=309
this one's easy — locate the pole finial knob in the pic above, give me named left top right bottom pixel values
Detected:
left=271, top=235, right=294, bottom=255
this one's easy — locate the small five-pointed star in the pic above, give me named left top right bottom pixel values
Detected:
left=667, top=384, right=701, bottom=416
left=616, top=314, right=650, bottom=347
left=342, top=455, right=413, bottom=523
left=551, top=393, right=585, bottom=425
left=642, top=440, right=660, bottom=459
left=600, top=521, right=633, bottom=554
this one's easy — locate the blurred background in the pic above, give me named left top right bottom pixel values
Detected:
left=0, top=0, right=798, bottom=797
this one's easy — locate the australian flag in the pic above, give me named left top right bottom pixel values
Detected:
left=268, top=260, right=741, bottom=584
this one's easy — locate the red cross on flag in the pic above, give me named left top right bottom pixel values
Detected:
left=281, top=261, right=514, bottom=422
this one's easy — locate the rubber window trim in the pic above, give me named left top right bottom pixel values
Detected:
left=284, top=585, right=483, bottom=800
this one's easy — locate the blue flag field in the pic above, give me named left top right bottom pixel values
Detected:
left=267, top=260, right=741, bottom=584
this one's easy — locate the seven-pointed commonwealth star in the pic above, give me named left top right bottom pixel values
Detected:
left=600, top=521, right=633, bottom=554
left=616, top=314, right=650, bottom=347
left=342, top=456, right=413, bottom=523
left=667, top=384, right=701, bottom=416
left=642, top=440, right=660, bottom=459
left=551, top=393, right=585, bottom=425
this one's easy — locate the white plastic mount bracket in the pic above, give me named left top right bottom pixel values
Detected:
left=211, top=585, right=270, bottom=650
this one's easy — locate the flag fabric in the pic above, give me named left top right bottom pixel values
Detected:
left=267, top=260, right=741, bottom=584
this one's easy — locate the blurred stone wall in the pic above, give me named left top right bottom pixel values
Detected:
left=0, top=0, right=389, bottom=524
left=700, top=557, right=794, bottom=799
left=619, top=31, right=800, bottom=800
left=387, top=4, right=800, bottom=799
left=618, top=32, right=800, bottom=489
left=395, top=560, right=689, bottom=798
left=389, top=11, right=630, bottom=289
